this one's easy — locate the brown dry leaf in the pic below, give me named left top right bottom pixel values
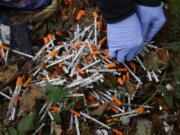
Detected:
left=150, top=113, right=163, bottom=127
left=125, top=80, right=137, bottom=95
left=0, top=64, right=18, bottom=84
left=52, top=122, right=62, bottom=135
left=20, top=84, right=44, bottom=112
left=91, top=102, right=109, bottom=116
left=29, top=84, right=45, bottom=99
left=84, top=0, right=90, bottom=6
left=61, top=15, right=69, bottom=22
left=143, top=51, right=167, bottom=71
left=156, top=48, right=169, bottom=70
left=157, top=48, right=169, bottom=63
left=21, top=93, right=36, bottom=112
left=80, top=122, right=94, bottom=135
left=156, top=97, right=170, bottom=112
left=32, top=0, right=60, bottom=23
left=18, top=61, right=33, bottom=74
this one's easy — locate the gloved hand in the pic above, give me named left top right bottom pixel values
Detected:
left=137, top=5, right=166, bottom=42
left=107, top=13, right=143, bottom=63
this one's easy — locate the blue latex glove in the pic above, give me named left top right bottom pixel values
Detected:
left=137, top=5, right=166, bottom=42
left=107, top=13, right=143, bottom=63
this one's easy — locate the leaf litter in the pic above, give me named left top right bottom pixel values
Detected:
left=0, top=1, right=179, bottom=135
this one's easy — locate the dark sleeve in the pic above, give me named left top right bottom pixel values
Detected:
left=135, top=0, right=161, bottom=6
left=95, top=0, right=136, bottom=24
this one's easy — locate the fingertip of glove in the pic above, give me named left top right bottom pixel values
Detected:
left=117, top=51, right=126, bottom=63
left=108, top=50, right=117, bottom=59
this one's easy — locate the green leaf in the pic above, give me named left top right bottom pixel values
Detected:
left=45, top=83, right=68, bottom=104
left=174, top=71, right=180, bottom=81
left=174, top=84, right=180, bottom=99
left=53, top=113, right=61, bottom=122
left=61, top=102, right=75, bottom=112
left=164, top=94, right=174, bottom=108
left=53, top=102, right=76, bottom=123
left=157, top=84, right=167, bottom=93
left=171, top=62, right=178, bottom=72
left=17, top=112, right=36, bottom=135
left=171, top=0, right=180, bottom=17
left=157, top=84, right=174, bottom=107
left=8, top=127, right=17, bottom=135
left=167, top=42, right=180, bottom=51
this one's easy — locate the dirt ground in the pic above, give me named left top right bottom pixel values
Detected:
left=0, top=0, right=180, bottom=135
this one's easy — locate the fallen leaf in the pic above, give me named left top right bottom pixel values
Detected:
left=61, top=15, right=69, bottom=22
left=18, top=61, right=33, bottom=74
left=125, top=80, right=137, bottom=95
left=84, top=0, right=90, bottom=6
left=143, top=82, right=155, bottom=93
left=21, top=93, right=35, bottom=113
left=156, top=48, right=169, bottom=63
left=29, top=84, right=45, bottom=99
left=52, top=122, right=62, bottom=135
left=150, top=113, right=163, bottom=127
left=156, top=48, right=169, bottom=70
left=156, top=97, right=170, bottom=112
left=80, top=122, right=94, bottom=135
left=91, top=102, right=109, bottom=116
left=143, top=51, right=167, bottom=71
left=45, top=83, right=68, bottom=104
left=8, top=127, right=18, bottom=135
left=134, top=119, right=152, bottom=135
left=20, top=84, right=44, bottom=112
left=32, top=0, right=60, bottom=23
left=0, top=64, right=18, bottom=84
left=17, top=112, right=36, bottom=135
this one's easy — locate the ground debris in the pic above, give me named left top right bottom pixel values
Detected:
left=91, top=102, right=110, bottom=116
left=125, top=80, right=137, bottom=96
left=134, top=119, right=152, bottom=135
left=80, top=122, right=94, bottom=135
left=0, top=1, right=179, bottom=134
left=143, top=51, right=168, bottom=71
left=32, top=0, right=61, bottom=23
left=0, top=64, right=18, bottom=85
left=20, top=84, right=44, bottom=113
left=52, top=122, right=62, bottom=135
